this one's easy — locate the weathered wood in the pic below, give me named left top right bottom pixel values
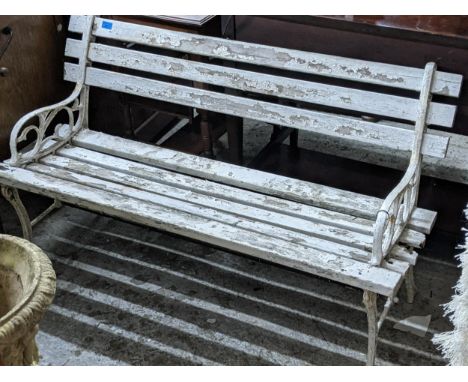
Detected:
left=72, top=129, right=438, bottom=234
left=68, top=16, right=463, bottom=97
left=28, top=160, right=412, bottom=274
left=56, top=146, right=427, bottom=252
left=38, top=156, right=372, bottom=249
left=36, top=154, right=423, bottom=259
left=65, top=39, right=457, bottom=127
left=0, top=164, right=404, bottom=296
left=52, top=145, right=426, bottom=249
left=392, top=249, right=418, bottom=267
left=64, top=64, right=450, bottom=159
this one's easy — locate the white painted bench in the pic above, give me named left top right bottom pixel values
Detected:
left=0, top=16, right=462, bottom=365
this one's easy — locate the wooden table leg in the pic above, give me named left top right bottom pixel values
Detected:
left=289, top=128, right=299, bottom=150
left=199, top=108, right=214, bottom=158
left=226, top=115, right=243, bottom=164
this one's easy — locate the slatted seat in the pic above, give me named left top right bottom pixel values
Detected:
left=0, top=16, right=463, bottom=365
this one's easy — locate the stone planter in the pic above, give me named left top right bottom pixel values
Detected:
left=0, top=234, right=56, bottom=365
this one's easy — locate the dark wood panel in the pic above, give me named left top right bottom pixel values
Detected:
left=236, top=16, right=468, bottom=135
left=265, top=16, right=468, bottom=48
left=0, top=16, right=70, bottom=160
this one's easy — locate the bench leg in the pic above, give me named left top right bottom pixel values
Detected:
left=31, top=199, right=62, bottom=228
left=363, top=290, right=378, bottom=366
left=1, top=186, right=32, bottom=241
left=404, top=265, right=416, bottom=304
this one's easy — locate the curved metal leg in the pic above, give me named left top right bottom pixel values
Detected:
left=1, top=186, right=32, bottom=241
left=404, top=266, right=416, bottom=304
left=363, top=290, right=378, bottom=366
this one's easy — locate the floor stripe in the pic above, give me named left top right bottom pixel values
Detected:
left=56, top=279, right=310, bottom=365
left=61, top=222, right=364, bottom=309
left=48, top=251, right=386, bottom=365
left=49, top=234, right=443, bottom=362
left=47, top=304, right=220, bottom=365
left=60, top=222, right=442, bottom=336
left=36, top=331, right=129, bottom=366
left=418, top=255, right=458, bottom=269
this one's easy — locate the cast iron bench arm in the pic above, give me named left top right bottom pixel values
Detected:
left=7, top=16, right=94, bottom=167
left=371, top=62, right=438, bottom=266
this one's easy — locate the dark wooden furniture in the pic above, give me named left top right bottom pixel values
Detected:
left=227, top=16, right=468, bottom=167
left=0, top=16, right=68, bottom=160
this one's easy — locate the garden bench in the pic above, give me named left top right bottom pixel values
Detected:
left=0, top=15, right=463, bottom=365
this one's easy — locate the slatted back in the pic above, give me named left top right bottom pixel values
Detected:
left=64, top=16, right=464, bottom=158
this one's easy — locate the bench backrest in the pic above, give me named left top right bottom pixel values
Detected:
left=64, top=16, right=463, bottom=158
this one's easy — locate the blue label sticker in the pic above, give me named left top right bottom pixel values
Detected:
left=101, top=21, right=113, bottom=30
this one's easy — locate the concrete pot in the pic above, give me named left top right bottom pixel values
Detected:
left=0, top=234, right=56, bottom=365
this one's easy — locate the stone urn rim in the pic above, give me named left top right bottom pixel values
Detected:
left=0, top=235, right=43, bottom=326
left=0, top=234, right=56, bottom=334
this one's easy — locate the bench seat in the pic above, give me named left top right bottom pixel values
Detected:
left=1, top=15, right=462, bottom=365
left=0, top=129, right=429, bottom=297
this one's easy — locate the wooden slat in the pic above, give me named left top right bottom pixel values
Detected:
left=68, top=16, right=463, bottom=97
left=64, top=64, right=450, bottom=158
left=57, top=144, right=378, bottom=234
left=65, top=39, right=457, bottom=127
left=40, top=154, right=371, bottom=250
left=38, top=154, right=423, bottom=259
left=72, top=129, right=438, bottom=234
left=55, top=144, right=426, bottom=248
left=29, top=160, right=413, bottom=274
left=38, top=154, right=419, bottom=266
left=0, top=164, right=404, bottom=296
left=392, top=249, right=418, bottom=267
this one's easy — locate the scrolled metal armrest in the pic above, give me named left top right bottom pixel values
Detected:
left=371, top=163, right=420, bottom=265
left=7, top=84, right=87, bottom=166
left=7, top=16, right=96, bottom=167
left=370, top=62, right=436, bottom=266
left=372, top=210, right=389, bottom=266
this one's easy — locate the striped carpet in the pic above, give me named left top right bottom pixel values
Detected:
left=29, top=205, right=460, bottom=365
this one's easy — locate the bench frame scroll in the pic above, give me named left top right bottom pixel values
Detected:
left=7, top=16, right=94, bottom=168
left=371, top=62, right=437, bottom=267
